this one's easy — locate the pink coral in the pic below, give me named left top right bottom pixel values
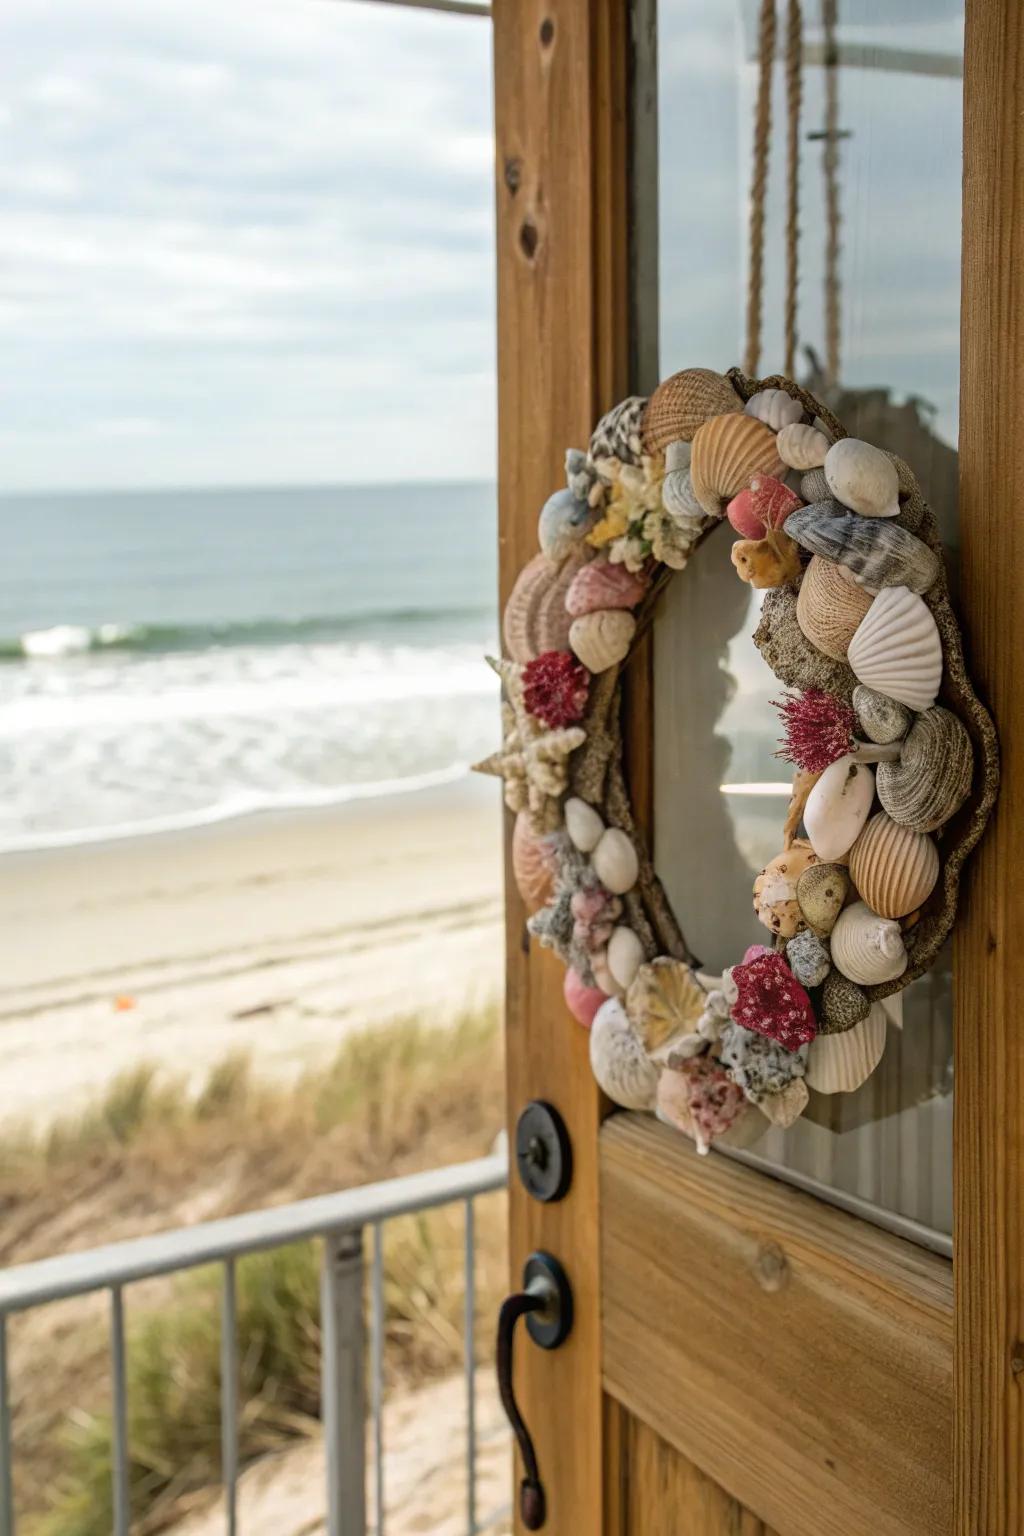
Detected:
left=727, top=475, right=802, bottom=539
left=675, top=1055, right=747, bottom=1154
left=523, top=650, right=590, bottom=728
left=730, top=950, right=817, bottom=1051
left=773, top=688, right=858, bottom=773
left=570, top=886, right=622, bottom=951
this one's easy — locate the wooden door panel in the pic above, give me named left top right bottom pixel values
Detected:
left=601, top=1115, right=952, bottom=1535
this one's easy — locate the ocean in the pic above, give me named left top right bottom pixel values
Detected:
left=0, top=482, right=500, bottom=851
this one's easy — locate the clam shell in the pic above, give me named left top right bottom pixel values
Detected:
left=690, top=414, right=785, bottom=516
left=796, top=555, right=874, bottom=661
left=538, top=488, right=596, bottom=562
left=848, top=811, right=940, bottom=920
left=511, top=811, right=557, bottom=911
left=589, top=396, right=647, bottom=466
left=825, top=438, right=900, bottom=518
left=796, top=861, right=850, bottom=937
left=745, top=387, right=804, bottom=432
left=804, top=755, right=876, bottom=861
left=591, top=827, right=639, bottom=895
left=875, top=706, right=973, bottom=833
left=565, top=559, right=647, bottom=618
left=830, top=900, right=908, bottom=986
left=589, top=997, right=659, bottom=1110
left=847, top=585, right=943, bottom=712
left=563, top=966, right=607, bottom=1028
left=753, top=840, right=819, bottom=938
left=607, top=925, right=644, bottom=990
left=568, top=608, right=635, bottom=673
left=641, top=368, right=742, bottom=452
left=503, top=550, right=585, bottom=663
left=564, top=795, right=604, bottom=853
left=853, top=685, right=911, bottom=746
left=776, top=422, right=830, bottom=470
left=662, top=466, right=704, bottom=521
left=804, top=1005, right=887, bottom=1093
left=625, top=958, right=705, bottom=1055
left=785, top=502, right=940, bottom=594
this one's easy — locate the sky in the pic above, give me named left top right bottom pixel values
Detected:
left=0, top=0, right=497, bottom=491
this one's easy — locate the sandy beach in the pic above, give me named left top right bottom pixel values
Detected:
left=0, top=776, right=505, bottom=1131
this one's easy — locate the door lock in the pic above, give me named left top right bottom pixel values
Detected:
left=515, top=1100, right=572, bottom=1203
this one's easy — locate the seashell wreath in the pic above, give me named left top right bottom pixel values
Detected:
left=475, top=368, right=999, bottom=1154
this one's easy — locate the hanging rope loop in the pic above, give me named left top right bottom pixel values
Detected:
left=744, top=0, right=777, bottom=377
left=783, top=0, right=803, bottom=377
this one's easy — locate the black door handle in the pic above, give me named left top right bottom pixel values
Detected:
left=496, top=1251, right=573, bottom=1531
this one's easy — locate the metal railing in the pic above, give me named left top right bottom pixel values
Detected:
left=0, top=1153, right=508, bottom=1536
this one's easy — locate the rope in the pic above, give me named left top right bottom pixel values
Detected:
left=744, top=0, right=777, bottom=377
left=822, top=0, right=840, bottom=385
left=783, top=0, right=803, bottom=378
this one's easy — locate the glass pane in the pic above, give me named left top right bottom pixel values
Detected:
left=643, top=0, right=962, bottom=1244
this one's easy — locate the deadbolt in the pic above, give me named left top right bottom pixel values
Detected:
left=515, top=1100, right=572, bottom=1203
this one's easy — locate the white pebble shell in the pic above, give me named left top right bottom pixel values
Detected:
left=830, top=900, right=908, bottom=986
left=661, top=466, right=703, bottom=521
left=803, top=755, right=876, bottom=862
left=824, top=438, right=900, bottom=519
left=564, top=796, right=604, bottom=853
left=607, top=925, right=644, bottom=990
left=847, top=585, right=943, bottom=713
left=569, top=608, right=635, bottom=673
left=665, top=439, right=692, bottom=472
left=592, top=827, right=639, bottom=895
left=776, top=422, right=830, bottom=470
left=589, top=997, right=659, bottom=1110
left=805, top=1005, right=887, bottom=1094
left=590, top=949, right=624, bottom=998
left=745, top=387, right=803, bottom=432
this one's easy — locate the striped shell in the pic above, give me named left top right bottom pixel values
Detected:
left=796, top=555, right=874, bottom=661
left=625, top=958, right=706, bottom=1056
left=503, top=550, right=585, bottom=663
left=511, top=811, right=558, bottom=911
left=565, top=559, right=647, bottom=618
left=568, top=608, right=635, bottom=672
left=875, top=707, right=973, bottom=833
left=589, top=997, right=659, bottom=1110
left=784, top=502, right=940, bottom=595
left=689, top=414, right=785, bottom=517
left=846, top=585, right=943, bottom=712
left=641, top=368, right=742, bottom=452
left=804, top=1006, right=887, bottom=1093
left=589, top=396, right=647, bottom=466
left=745, top=387, right=804, bottom=432
left=830, top=900, right=908, bottom=986
left=776, top=422, right=830, bottom=470
left=848, top=811, right=940, bottom=920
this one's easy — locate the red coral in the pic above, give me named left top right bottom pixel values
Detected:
left=679, top=1055, right=747, bottom=1153
left=730, top=950, right=817, bottom=1051
left=523, top=650, right=590, bottom=727
left=773, top=688, right=857, bottom=773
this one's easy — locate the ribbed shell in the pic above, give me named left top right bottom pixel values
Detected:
left=776, top=422, right=830, bottom=470
left=846, top=585, right=943, bottom=712
left=745, top=387, right=804, bottom=432
left=511, top=811, right=557, bottom=911
left=689, top=414, right=785, bottom=516
left=589, top=997, right=659, bottom=1110
left=796, top=556, right=874, bottom=661
left=784, top=502, right=940, bottom=594
left=804, top=1006, right=887, bottom=1093
left=568, top=608, right=635, bottom=673
left=848, top=811, right=940, bottom=919
left=830, top=900, right=908, bottom=986
left=625, top=958, right=706, bottom=1055
left=641, top=368, right=742, bottom=452
left=875, top=706, right=973, bottom=833
left=503, top=550, right=584, bottom=663
left=564, top=559, right=647, bottom=618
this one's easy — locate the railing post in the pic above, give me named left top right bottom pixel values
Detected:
left=321, top=1229, right=367, bottom=1536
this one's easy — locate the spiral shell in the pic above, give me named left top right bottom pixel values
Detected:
left=825, top=438, right=900, bottom=519
left=641, top=368, right=742, bottom=452
left=538, top=488, right=596, bottom=562
left=875, top=706, right=973, bottom=833
left=568, top=608, right=635, bottom=672
left=847, top=585, right=943, bottom=713
left=848, top=811, right=940, bottom=920
left=689, top=414, right=785, bottom=516
left=589, top=997, right=659, bottom=1110
left=625, top=958, right=706, bottom=1055
left=511, top=811, right=558, bottom=911
left=804, top=1005, right=887, bottom=1093
left=776, top=422, right=830, bottom=470
left=503, top=550, right=585, bottom=663
left=565, top=559, right=647, bottom=618
left=589, top=396, right=647, bottom=466
left=785, top=503, right=940, bottom=595
left=796, top=555, right=874, bottom=660
left=662, top=466, right=704, bottom=521
left=830, top=901, right=908, bottom=986
left=744, top=387, right=804, bottom=432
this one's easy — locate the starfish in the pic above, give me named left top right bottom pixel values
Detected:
left=473, top=657, right=585, bottom=831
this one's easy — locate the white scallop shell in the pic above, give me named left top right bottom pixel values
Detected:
left=829, top=900, right=908, bottom=985
left=607, top=925, right=644, bottom=990
left=589, top=997, right=659, bottom=1110
left=568, top=608, right=636, bottom=673
left=564, top=795, right=604, bottom=853
left=847, top=585, right=943, bottom=713
left=776, top=422, right=830, bottom=470
left=592, top=828, right=639, bottom=895
left=803, top=755, right=876, bottom=862
left=824, top=438, right=900, bottom=519
left=745, top=388, right=803, bottom=433
left=805, top=1005, right=888, bottom=1093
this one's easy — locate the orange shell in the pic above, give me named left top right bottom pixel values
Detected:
left=511, top=811, right=558, bottom=911
left=690, top=414, right=785, bottom=517
left=796, top=555, right=874, bottom=660
left=641, top=368, right=742, bottom=452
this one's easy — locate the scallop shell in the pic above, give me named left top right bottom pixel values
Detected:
left=784, top=502, right=940, bottom=594
left=875, top=706, right=973, bottom=833
left=804, top=755, right=876, bottom=862
left=568, top=608, right=635, bottom=673
left=511, top=811, right=557, bottom=911
left=503, top=550, right=585, bottom=663
left=776, top=422, right=830, bottom=470
left=589, top=396, right=647, bottom=466
left=825, top=438, right=900, bottom=519
left=625, top=958, right=706, bottom=1055
left=830, top=900, right=908, bottom=986
left=591, top=827, right=639, bottom=894
left=753, top=841, right=819, bottom=938
left=589, top=997, right=659, bottom=1110
left=796, top=861, right=850, bottom=937
left=538, top=488, right=596, bottom=563
left=563, top=966, right=607, bottom=1028
left=564, top=795, right=604, bottom=853
left=804, top=1005, right=887, bottom=1093
left=853, top=685, right=911, bottom=746
left=641, top=368, right=742, bottom=452
left=690, top=414, right=785, bottom=516
left=745, top=387, right=804, bottom=432
left=848, top=811, right=940, bottom=920
left=607, top=925, right=644, bottom=990
left=565, top=559, right=647, bottom=618
left=796, top=555, right=874, bottom=661
left=846, top=585, right=943, bottom=712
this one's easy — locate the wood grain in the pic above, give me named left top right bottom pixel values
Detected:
left=493, top=0, right=628, bottom=1526
left=601, top=1114, right=952, bottom=1536
left=956, top=2, right=1024, bottom=1530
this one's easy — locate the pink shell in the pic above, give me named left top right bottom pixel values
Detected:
left=726, top=475, right=803, bottom=540
left=563, top=967, right=607, bottom=1028
left=564, top=559, right=647, bottom=619
left=512, top=812, right=558, bottom=912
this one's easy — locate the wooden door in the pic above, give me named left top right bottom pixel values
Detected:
left=493, top=0, right=1022, bottom=1531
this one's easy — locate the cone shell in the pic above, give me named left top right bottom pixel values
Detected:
left=785, top=502, right=940, bottom=595
left=847, top=585, right=943, bottom=713
left=511, top=811, right=557, bottom=911
left=848, top=811, right=940, bottom=920
left=796, top=555, right=874, bottom=660
left=565, top=559, right=647, bottom=618
left=690, top=414, right=785, bottom=516
left=875, top=706, right=973, bottom=833
left=825, top=438, right=900, bottom=519
left=568, top=608, right=635, bottom=673
left=589, top=997, right=659, bottom=1110
left=830, top=900, right=908, bottom=986
left=592, top=827, right=639, bottom=895
left=641, top=368, right=742, bottom=452
left=625, top=958, right=706, bottom=1055
left=503, top=550, right=586, bottom=663
left=776, top=422, right=830, bottom=470
left=804, top=1005, right=887, bottom=1093
left=744, top=387, right=804, bottom=432
left=753, top=840, right=819, bottom=938
left=804, top=755, right=876, bottom=861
